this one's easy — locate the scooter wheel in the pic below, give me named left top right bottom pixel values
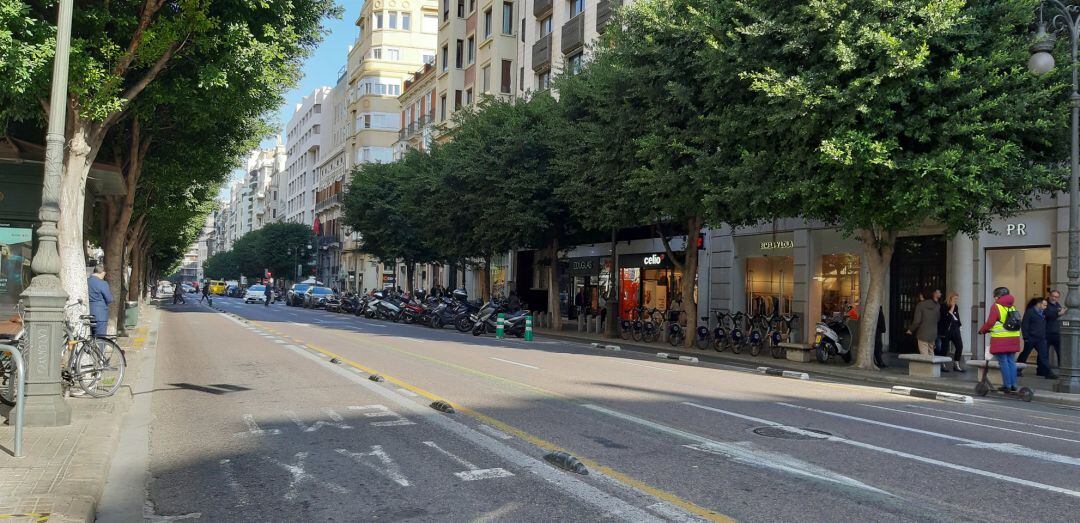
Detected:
left=431, top=317, right=441, bottom=329
left=1018, top=387, right=1034, bottom=402
left=974, top=382, right=990, bottom=397
left=815, top=344, right=829, bottom=364
left=472, top=326, right=483, bottom=336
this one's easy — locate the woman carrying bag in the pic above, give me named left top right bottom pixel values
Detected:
left=938, top=293, right=965, bottom=373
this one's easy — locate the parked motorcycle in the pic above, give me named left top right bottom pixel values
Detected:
left=814, top=313, right=852, bottom=364
left=339, top=293, right=361, bottom=314
left=471, top=300, right=528, bottom=337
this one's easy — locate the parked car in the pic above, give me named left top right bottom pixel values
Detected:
left=244, top=285, right=268, bottom=304
left=227, top=285, right=243, bottom=298
left=303, top=286, right=337, bottom=309
left=159, top=282, right=174, bottom=296
left=286, top=283, right=313, bottom=307
left=181, top=283, right=195, bottom=294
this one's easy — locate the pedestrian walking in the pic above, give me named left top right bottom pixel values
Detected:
left=1046, top=289, right=1066, bottom=370
left=873, top=306, right=888, bottom=368
left=172, top=284, right=185, bottom=305
left=906, top=288, right=941, bottom=357
left=938, top=292, right=965, bottom=373
left=87, top=265, right=113, bottom=337
left=977, top=287, right=1022, bottom=392
left=199, top=284, right=211, bottom=303
left=1019, top=297, right=1057, bottom=379
left=264, top=283, right=273, bottom=307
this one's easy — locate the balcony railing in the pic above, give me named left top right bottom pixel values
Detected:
left=314, top=193, right=343, bottom=213
left=534, top=0, right=552, bottom=17
left=561, top=14, right=585, bottom=54
left=597, top=0, right=620, bottom=32
left=532, top=33, right=552, bottom=72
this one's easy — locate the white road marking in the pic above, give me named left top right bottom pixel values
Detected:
left=488, top=357, right=539, bottom=370
left=289, top=322, right=311, bottom=327
left=907, top=404, right=1080, bottom=434
left=265, top=452, right=350, bottom=500
left=274, top=332, right=677, bottom=521
left=218, top=459, right=249, bottom=505
left=777, top=402, right=1080, bottom=467
left=233, top=414, right=282, bottom=437
left=478, top=424, right=513, bottom=440
left=685, top=401, right=1080, bottom=500
left=287, top=408, right=353, bottom=433
left=580, top=403, right=888, bottom=496
left=272, top=339, right=287, bottom=344
left=859, top=403, right=1080, bottom=444
left=348, top=405, right=416, bottom=426
left=423, top=440, right=514, bottom=481
left=646, top=502, right=700, bottom=523
left=400, top=337, right=428, bottom=344
left=984, top=402, right=1080, bottom=423
left=396, top=388, right=419, bottom=397
left=617, top=360, right=676, bottom=373
left=335, top=446, right=412, bottom=486
left=284, top=345, right=304, bottom=351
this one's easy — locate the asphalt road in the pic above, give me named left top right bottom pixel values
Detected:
left=140, top=296, right=1080, bottom=522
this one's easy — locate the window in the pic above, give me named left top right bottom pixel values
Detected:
left=441, top=45, right=448, bottom=71
left=501, top=59, right=512, bottom=93
left=455, top=39, right=463, bottom=68
left=570, top=0, right=584, bottom=17
left=521, top=17, right=525, bottom=41
left=484, top=9, right=492, bottom=38
left=364, top=114, right=371, bottom=128
left=457, top=0, right=465, bottom=17
left=389, top=11, right=398, bottom=29
left=465, top=88, right=473, bottom=106
left=440, top=93, right=447, bottom=120
left=358, top=23, right=364, bottom=41
left=502, top=3, right=513, bottom=34
left=467, top=36, right=475, bottom=64
left=482, top=65, right=490, bottom=92
left=454, top=90, right=462, bottom=110
left=387, top=47, right=400, bottom=61
left=372, top=48, right=382, bottom=60
left=423, top=14, right=438, bottom=32
left=519, top=66, right=523, bottom=87
left=469, top=0, right=476, bottom=13
left=567, top=52, right=583, bottom=75
left=443, top=0, right=449, bottom=21
left=540, top=16, right=552, bottom=36
left=402, top=13, right=411, bottom=30
left=375, top=12, right=383, bottom=28
left=422, top=52, right=436, bottom=65
left=537, top=70, right=550, bottom=90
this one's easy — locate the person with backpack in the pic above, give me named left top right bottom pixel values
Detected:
left=1019, top=296, right=1057, bottom=379
left=977, top=287, right=1022, bottom=392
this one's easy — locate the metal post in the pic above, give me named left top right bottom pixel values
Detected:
left=3, top=344, right=27, bottom=457
left=14, top=0, right=74, bottom=426
left=525, top=315, right=534, bottom=341
left=496, top=313, right=505, bottom=339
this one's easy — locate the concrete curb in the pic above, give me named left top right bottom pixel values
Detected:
left=657, top=353, right=699, bottom=363
left=890, top=386, right=974, bottom=405
left=589, top=342, right=621, bottom=352
left=756, top=367, right=810, bottom=380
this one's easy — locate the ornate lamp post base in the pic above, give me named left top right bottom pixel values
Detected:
left=13, top=276, right=71, bottom=426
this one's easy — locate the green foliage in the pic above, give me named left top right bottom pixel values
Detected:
left=203, top=250, right=239, bottom=280
left=206, top=223, right=315, bottom=282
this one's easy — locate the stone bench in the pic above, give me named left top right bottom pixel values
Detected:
left=898, top=354, right=953, bottom=377
left=966, top=359, right=1028, bottom=370
left=780, top=342, right=814, bottom=363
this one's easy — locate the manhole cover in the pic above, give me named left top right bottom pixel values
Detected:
left=752, top=426, right=831, bottom=440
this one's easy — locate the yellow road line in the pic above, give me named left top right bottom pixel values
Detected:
left=272, top=333, right=731, bottom=522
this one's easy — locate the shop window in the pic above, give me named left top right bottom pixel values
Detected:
left=819, top=253, right=860, bottom=319
left=745, top=256, right=794, bottom=316
left=0, top=224, right=33, bottom=323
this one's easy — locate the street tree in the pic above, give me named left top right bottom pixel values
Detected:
left=0, top=0, right=338, bottom=315
left=256, top=222, right=318, bottom=285
left=730, top=0, right=1066, bottom=368
left=203, top=251, right=240, bottom=281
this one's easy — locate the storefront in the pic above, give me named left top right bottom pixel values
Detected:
left=618, top=252, right=688, bottom=319
left=735, top=234, right=796, bottom=317
left=558, top=256, right=604, bottom=319
left=0, top=223, right=33, bottom=319
left=981, top=210, right=1056, bottom=317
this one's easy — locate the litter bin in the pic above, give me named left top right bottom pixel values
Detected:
left=124, top=301, right=139, bottom=329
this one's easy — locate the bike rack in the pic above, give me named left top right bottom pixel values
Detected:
left=3, top=343, right=26, bottom=458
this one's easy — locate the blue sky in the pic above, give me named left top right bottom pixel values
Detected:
left=222, top=1, right=362, bottom=198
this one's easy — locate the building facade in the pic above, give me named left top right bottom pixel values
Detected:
left=518, top=0, right=615, bottom=95
left=285, top=88, right=332, bottom=226
left=394, top=62, right=438, bottom=158
left=314, top=70, right=351, bottom=289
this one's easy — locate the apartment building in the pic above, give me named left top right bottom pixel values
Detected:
left=314, top=70, right=351, bottom=289
left=518, top=0, right=616, bottom=93
left=284, top=88, right=331, bottom=226
left=247, top=142, right=286, bottom=230
left=433, top=0, right=520, bottom=135
left=394, top=62, right=437, bottom=158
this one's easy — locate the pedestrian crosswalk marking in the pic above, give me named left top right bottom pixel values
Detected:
left=335, top=446, right=411, bottom=487
left=348, top=405, right=415, bottom=426
left=423, top=440, right=514, bottom=481
left=287, top=408, right=353, bottom=433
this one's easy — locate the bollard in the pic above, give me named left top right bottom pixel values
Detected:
left=595, top=316, right=602, bottom=334
left=525, top=315, right=534, bottom=341
left=496, top=313, right=506, bottom=339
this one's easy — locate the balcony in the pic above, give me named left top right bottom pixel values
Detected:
left=533, top=0, right=552, bottom=17
left=597, top=0, right=620, bottom=32
left=532, top=33, right=552, bottom=72
left=314, top=193, right=343, bottom=213
left=401, top=114, right=435, bottom=140
left=561, top=14, right=585, bottom=54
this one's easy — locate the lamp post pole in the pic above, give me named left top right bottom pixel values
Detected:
left=12, top=0, right=76, bottom=426
left=1030, top=1, right=1080, bottom=392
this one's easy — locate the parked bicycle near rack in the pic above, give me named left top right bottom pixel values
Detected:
left=729, top=311, right=748, bottom=354
left=746, top=312, right=767, bottom=356
left=766, top=312, right=785, bottom=359
left=710, top=310, right=732, bottom=352
left=60, top=301, right=127, bottom=398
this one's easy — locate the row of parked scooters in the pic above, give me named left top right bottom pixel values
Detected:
left=325, top=289, right=532, bottom=337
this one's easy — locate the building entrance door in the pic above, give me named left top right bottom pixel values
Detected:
left=889, top=235, right=947, bottom=353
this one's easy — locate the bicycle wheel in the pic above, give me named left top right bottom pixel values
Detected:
left=70, top=344, right=102, bottom=394
left=730, top=340, right=742, bottom=354
left=771, top=342, right=785, bottom=359
left=713, top=337, right=728, bottom=353
left=619, top=323, right=631, bottom=340
left=631, top=325, right=644, bottom=342
left=81, top=338, right=126, bottom=398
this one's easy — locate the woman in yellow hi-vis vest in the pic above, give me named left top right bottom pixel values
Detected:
left=977, top=287, right=1022, bottom=392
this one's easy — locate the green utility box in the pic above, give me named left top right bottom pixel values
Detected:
left=123, top=301, right=139, bottom=329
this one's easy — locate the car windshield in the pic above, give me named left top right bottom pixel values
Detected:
left=249, top=285, right=265, bottom=292
left=292, top=284, right=311, bottom=293
left=312, top=287, right=334, bottom=295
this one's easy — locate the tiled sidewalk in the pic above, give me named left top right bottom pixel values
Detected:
left=0, top=304, right=160, bottom=522
left=537, top=327, right=1080, bottom=407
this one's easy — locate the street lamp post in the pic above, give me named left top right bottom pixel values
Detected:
left=1029, top=1, right=1080, bottom=393
left=12, top=0, right=76, bottom=426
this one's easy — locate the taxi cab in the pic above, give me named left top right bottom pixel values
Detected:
left=208, top=280, right=227, bottom=295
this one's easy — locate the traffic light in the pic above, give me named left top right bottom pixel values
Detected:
left=696, top=232, right=705, bottom=250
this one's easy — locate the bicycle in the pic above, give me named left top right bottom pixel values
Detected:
left=766, top=312, right=786, bottom=359
left=729, top=311, right=747, bottom=354
left=746, top=312, right=767, bottom=356
left=694, top=313, right=713, bottom=350
left=642, top=308, right=665, bottom=343
left=59, top=302, right=126, bottom=398
left=711, top=310, right=733, bottom=352
left=666, top=309, right=685, bottom=347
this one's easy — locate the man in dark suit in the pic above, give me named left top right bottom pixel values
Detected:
left=87, top=265, right=113, bottom=336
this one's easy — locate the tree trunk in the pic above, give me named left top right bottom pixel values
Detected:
left=58, top=122, right=99, bottom=324
left=853, top=228, right=897, bottom=371
left=606, top=228, right=619, bottom=338
left=546, top=239, right=562, bottom=332
left=406, top=262, right=416, bottom=293
left=480, top=256, right=491, bottom=302
left=680, top=217, right=700, bottom=349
